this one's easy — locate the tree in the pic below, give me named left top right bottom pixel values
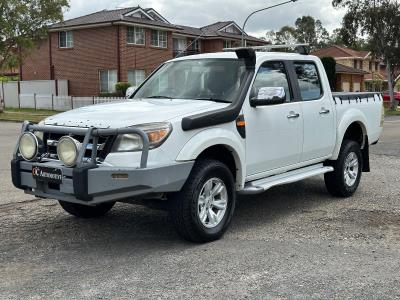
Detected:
left=265, top=16, right=329, bottom=49
left=333, top=0, right=400, bottom=110
left=0, top=0, right=69, bottom=111
left=294, top=16, right=330, bottom=49
left=275, top=26, right=298, bottom=45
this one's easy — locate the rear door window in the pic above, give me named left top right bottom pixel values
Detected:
left=294, top=62, right=323, bottom=101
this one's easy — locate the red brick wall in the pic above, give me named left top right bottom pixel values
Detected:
left=51, top=26, right=119, bottom=96
left=21, top=39, right=51, bottom=80
left=119, top=26, right=173, bottom=82
left=202, top=40, right=224, bottom=53
left=336, top=73, right=365, bottom=92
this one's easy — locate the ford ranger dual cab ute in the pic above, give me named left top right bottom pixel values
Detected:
left=11, top=46, right=384, bottom=242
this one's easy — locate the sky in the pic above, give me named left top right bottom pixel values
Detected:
left=63, top=0, right=346, bottom=38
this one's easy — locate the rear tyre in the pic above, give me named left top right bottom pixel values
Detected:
left=169, top=159, right=236, bottom=243
left=58, top=201, right=115, bottom=218
left=324, top=140, right=363, bottom=197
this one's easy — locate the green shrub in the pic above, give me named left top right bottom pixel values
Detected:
left=99, top=92, right=120, bottom=97
left=115, top=82, right=132, bottom=97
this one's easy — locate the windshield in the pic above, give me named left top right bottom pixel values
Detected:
left=133, top=59, right=247, bottom=103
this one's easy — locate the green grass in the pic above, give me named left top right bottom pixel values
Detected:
left=0, top=108, right=59, bottom=123
left=385, top=107, right=400, bottom=116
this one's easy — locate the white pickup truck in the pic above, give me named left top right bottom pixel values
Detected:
left=11, top=47, right=384, bottom=242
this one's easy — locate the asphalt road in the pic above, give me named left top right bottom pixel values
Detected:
left=0, top=118, right=400, bottom=299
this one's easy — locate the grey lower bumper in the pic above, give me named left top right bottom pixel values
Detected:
left=12, top=160, right=194, bottom=205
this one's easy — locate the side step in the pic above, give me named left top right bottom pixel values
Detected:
left=240, top=164, right=334, bottom=195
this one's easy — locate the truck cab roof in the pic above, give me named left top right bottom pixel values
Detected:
left=170, top=51, right=320, bottom=64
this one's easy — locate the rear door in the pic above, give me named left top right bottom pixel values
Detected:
left=292, top=61, right=336, bottom=162
left=244, top=60, right=303, bottom=177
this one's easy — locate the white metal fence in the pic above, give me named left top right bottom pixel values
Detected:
left=1, top=80, right=126, bottom=111
left=17, top=94, right=126, bottom=111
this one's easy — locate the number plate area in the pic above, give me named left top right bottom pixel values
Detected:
left=32, top=166, right=63, bottom=184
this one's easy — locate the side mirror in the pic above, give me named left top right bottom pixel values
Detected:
left=250, top=87, right=286, bottom=107
left=125, top=86, right=137, bottom=99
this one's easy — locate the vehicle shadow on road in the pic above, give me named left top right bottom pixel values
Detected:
left=232, top=176, right=335, bottom=232
left=2, top=177, right=337, bottom=252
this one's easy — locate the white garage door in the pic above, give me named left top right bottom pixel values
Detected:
left=353, top=83, right=361, bottom=92
left=342, top=82, right=350, bottom=92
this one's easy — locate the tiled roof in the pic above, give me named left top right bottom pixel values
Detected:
left=51, top=7, right=265, bottom=43
left=51, top=7, right=180, bottom=30
left=201, top=21, right=233, bottom=33
left=312, top=45, right=371, bottom=58
left=364, top=72, right=388, bottom=81
left=336, top=63, right=369, bottom=75
left=177, top=22, right=264, bottom=43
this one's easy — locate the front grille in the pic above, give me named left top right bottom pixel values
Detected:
left=43, top=132, right=114, bottom=161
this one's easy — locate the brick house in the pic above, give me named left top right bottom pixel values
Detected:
left=21, top=6, right=265, bottom=96
left=312, top=45, right=387, bottom=92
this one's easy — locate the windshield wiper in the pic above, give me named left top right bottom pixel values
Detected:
left=195, top=98, right=231, bottom=103
left=147, top=95, right=173, bottom=99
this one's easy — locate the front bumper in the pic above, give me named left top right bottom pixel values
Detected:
left=11, top=122, right=194, bottom=205
left=11, top=159, right=193, bottom=205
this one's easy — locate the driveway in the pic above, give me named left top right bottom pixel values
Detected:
left=0, top=119, right=399, bottom=299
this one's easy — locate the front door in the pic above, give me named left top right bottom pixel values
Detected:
left=244, top=61, right=303, bottom=177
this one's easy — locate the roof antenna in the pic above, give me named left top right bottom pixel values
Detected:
left=176, top=31, right=206, bottom=58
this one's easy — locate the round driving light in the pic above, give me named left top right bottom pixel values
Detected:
left=19, top=132, right=38, bottom=161
left=57, top=136, right=81, bottom=167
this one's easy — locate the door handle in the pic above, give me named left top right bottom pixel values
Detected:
left=319, top=108, right=330, bottom=115
left=287, top=112, right=300, bottom=119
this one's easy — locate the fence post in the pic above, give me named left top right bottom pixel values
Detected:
left=93, top=96, right=95, bottom=105
left=17, top=80, right=21, bottom=109
left=34, top=93, right=36, bottom=110
left=51, top=94, right=54, bottom=110
left=71, top=96, right=73, bottom=110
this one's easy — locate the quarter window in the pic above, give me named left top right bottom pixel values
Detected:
left=251, top=61, right=292, bottom=102
left=127, top=27, right=145, bottom=45
left=294, top=62, right=323, bottom=101
left=128, top=69, right=146, bottom=87
left=151, top=30, right=167, bottom=48
left=99, top=70, right=117, bottom=93
left=59, top=31, right=73, bottom=48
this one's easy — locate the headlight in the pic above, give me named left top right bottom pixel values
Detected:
left=19, top=132, right=39, bottom=161
left=112, top=122, right=172, bottom=152
left=57, top=136, right=81, bottom=167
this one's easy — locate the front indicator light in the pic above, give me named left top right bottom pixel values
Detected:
left=112, top=122, right=172, bottom=152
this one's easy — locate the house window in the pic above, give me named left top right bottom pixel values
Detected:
left=127, top=27, right=145, bottom=45
left=223, top=40, right=233, bottom=49
left=375, top=62, right=379, bottom=71
left=128, top=70, right=146, bottom=87
left=369, top=61, right=372, bottom=71
left=99, top=70, right=117, bottom=93
left=151, top=30, right=167, bottom=48
left=59, top=31, right=73, bottom=48
left=191, top=40, right=201, bottom=52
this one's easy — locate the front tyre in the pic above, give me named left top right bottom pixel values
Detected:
left=324, top=140, right=363, bottom=197
left=169, top=159, right=236, bottom=243
left=58, top=201, right=116, bottom=218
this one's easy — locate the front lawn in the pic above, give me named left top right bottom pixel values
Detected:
left=0, top=108, right=59, bottom=123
